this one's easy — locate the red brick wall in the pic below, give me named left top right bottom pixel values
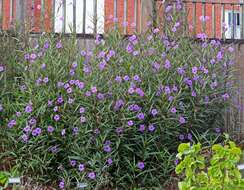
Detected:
left=1, top=0, right=52, bottom=32
left=105, top=0, right=141, bottom=34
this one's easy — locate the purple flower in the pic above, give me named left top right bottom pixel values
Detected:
left=187, top=133, right=193, bottom=141
left=228, top=46, right=234, bottom=53
left=66, top=87, right=73, bottom=94
left=59, top=180, right=65, bottom=189
left=179, top=134, right=184, bottom=140
left=97, top=93, right=105, bottom=100
left=148, top=124, right=156, bottom=132
left=79, top=107, right=85, bottom=114
left=128, top=87, right=135, bottom=94
left=41, top=63, right=46, bottom=69
left=78, top=164, right=85, bottom=172
left=70, top=160, right=76, bottom=167
left=23, top=125, right=31, bottom=133
left=116, top=127, right=124, bottom=135
left=179, top=116, right=186, bottom=124
left=127, top=120, right=134, bottom=126
left=80, top=50, right=86, bottom=56
left=104, top=145, right=112, bottom=153
left=53, top=106, right=58, bottom=112
left=54, top=114, right=60, bottom=121
left=77, top=82, right=85, bottom=89
left=177, top=67, right=185, bottom=75
left=215, top=128, right=221, bottom=133
left=30, top=53, right=37, bottom=60
left=135, top=88, right=144, bottom=97
left=0, top=65, right=4, bottom=72
left=80, top=116, right=86, bottom=123
left=151, top=109, right=158, bottom=116
left=88, top=172, right=96, bottom=180
left=165, top=5, right=172, bottom=13
left=43, top=77, right=49, bottom=83
left=8, top=119, right=16, bottom=128
left=43, top=41, right=49, bottom=49
left=32, top=128, right=42, bottom=136
left=24, top=53, right=30, bottom=60
left=133, top=75, right=141, bottom=82
left=192, top=66, right=198, bottom=74
left=126, top=44, right=134, bottom=53
left=114, top=99, right=124, bottom=111
left=21, top=134, right=28, bottom=143
left=152, top=62, right=161, bottom=72
left=47, top=126, right=54, bottom=133
left=107, top=158, right=113, bottom=165
left=115, top=76, right=122, bottom=83
left=28, top=118, right=37, bottom=126
left=164, top=59, right=171, bottom=69
left=91, top=86, right=97, bottom=93
left=137, top=161, right=145, bottom=170
left=73, top=127, right=79, bottom=135
left=85, top=91, right=92, bottom=97
left=57, top=96, right=64, bottom=104
left=16, top=112, right=22, bottom=117
left=222, top=93, right=230, bottom=100
left=137, top=113, right=145, bottom=120
left=123, top=75, right=130, bottom=81
left=61, top=129, right=66, bottom=136
left=56, top=41, right=62, bottom=49
left=139, top=124, right=146, bottom=132
left=191, top=91, right=196, bottom=97
left=0, top=104, right=3, bottom=112
left=170, top=107, right=177, bottom=114
left=153, top=28, right=160, bottom=34
left=175, top=159, right=179, bottom=165
left=217, top=51, right=223, bottom=61
left=68, top=98, right=74, bottom=104
left=164, top=86, right=171, bottom=94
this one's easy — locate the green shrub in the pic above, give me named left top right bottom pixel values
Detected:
left=0, top=1, right=236, bottom=189
left=176, top=136, right=244, bottom=190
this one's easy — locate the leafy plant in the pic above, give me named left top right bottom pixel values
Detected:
left=0, top=171, right=9, bottom=190
left=176, top=136, right=244, bottom=190
left=0, top=0, right=237, bottom=189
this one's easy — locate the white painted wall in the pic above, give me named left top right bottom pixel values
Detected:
left=54, top=0, right=104, bottom=34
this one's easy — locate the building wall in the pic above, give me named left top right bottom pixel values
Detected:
left=0, top=0, right=243, bottom=37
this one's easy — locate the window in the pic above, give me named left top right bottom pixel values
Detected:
left=225, top=11, right=242, bottom=39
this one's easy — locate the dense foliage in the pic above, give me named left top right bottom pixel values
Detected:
left=0, top=1, right=236, bottom=189
left=176, top=136, right=244, bottom=190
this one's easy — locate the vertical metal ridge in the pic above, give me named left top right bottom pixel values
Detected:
left=10, top=0, right=13, bottom=25
left=241, top=3, right=244, bottom=39
left=201, top=0, right=206, bottom=33
left=93, top=0, right=97, bottom=34
left=82, top=0, right=86, bottom=34
left=52, top=0, right=55, bottom=32
left=212, top=2, right=216, bottom=38
left=140, top=0, right=143, bottom=33
left=221, top=3, right=225, bottom=39
left=0, top=0, right=3, bottom=30
left=232, top=4, right=235, bottom=39
left=41, top=0, right=45, bottom=32
left=193, top=0, right=196, bottom=36
left=62, top=0, right=66, bottom=33
left=114, top=0, right=117, bottom=29
left=134, top=0, right=138, bottom=32
left=73, top=0, right=76, bottom=33
left=123, top=0, right=127, bottom=34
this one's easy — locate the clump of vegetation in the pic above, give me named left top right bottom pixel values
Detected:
left=176, top=136, right=244, bottom=190
left=0, top=1, right=236, bottom=189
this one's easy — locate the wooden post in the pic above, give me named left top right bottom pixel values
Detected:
left=16, top=0, right=26, bottom=33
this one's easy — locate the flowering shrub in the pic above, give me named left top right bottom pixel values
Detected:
left=176, top=137, right=244, bottom=190
left=0, top=2, right=235, bottom=189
